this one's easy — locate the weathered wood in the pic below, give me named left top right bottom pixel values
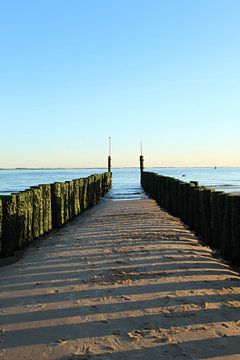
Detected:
left=221, top=194, right=233, bottom=260
left=73, top=179, right=81, bottom=216
left=0, top=198, right=2, bottom=253
left=87, top=175, right=95, bottom=208
left=0, top=172, right=112, bottom=257
left=67, top=181, right=75, bottom=220
left=231, top=195, right=240, bottom=265
left=199, top=188, right=213, bottom=245
left=30, top=186, right=44, bottom=238
left=62, top=182, right=69, bottom=223
left=141, top=171, right=239, bottom=265
left=39, top=184, right=52, bottom=233
left=51, top=182, right=64, bottom=228
left=25, top=190, right=34, bottom=243
left=81, top=178, right=88, bottom=211
left=1, top=195, right=17, bottom=256
left=16, top=191, right=28, bottom=249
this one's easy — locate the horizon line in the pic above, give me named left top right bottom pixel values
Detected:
left=1, top=166, right=240, bottom=170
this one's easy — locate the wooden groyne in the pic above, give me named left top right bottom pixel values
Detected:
left=0, top=172, right=112, bottom=257
left=141, top=171, right=240, bottom=266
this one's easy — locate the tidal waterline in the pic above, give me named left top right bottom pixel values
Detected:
left=1, top=167, right=240, bottom=199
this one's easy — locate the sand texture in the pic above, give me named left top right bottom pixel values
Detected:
left=0, top=199, right=240, bottom=359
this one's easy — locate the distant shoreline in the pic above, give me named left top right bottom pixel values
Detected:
left=0, top=167, right=137, bottom=171
left=1, top=166, right=240, bottom=171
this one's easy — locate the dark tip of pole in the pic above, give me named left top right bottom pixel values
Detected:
left=107, top=137, right=112, bottom=172
left=140, top=154, right=144, bottom=173
left=108, top=156, right=111, bottom=172
left=140, top=154, right=144, bottom=185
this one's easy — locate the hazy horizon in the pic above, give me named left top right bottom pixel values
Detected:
left=1, top=165, right=240, bottom=170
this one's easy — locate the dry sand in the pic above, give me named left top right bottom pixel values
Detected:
left=0, top=198, right=240, bottom=359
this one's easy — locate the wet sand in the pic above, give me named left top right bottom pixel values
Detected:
left=0, top=199, right=240, bottom=359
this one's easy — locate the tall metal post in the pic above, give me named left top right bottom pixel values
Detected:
left=140, top=140, right=144, bottom=181
left=108, top=137, right=111, bottom=172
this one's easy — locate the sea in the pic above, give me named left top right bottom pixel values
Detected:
left=0, top=167, right=240, bottom=200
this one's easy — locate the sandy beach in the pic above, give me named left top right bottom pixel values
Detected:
left=0, top=198, right=240, bottom=359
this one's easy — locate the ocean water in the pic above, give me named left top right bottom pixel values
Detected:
left=149, top=167, right=240, bottom=193
left=0, top=167, right=240, bottom=200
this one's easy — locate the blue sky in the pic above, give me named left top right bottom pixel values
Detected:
left=1, top=0, right=240, bottom=167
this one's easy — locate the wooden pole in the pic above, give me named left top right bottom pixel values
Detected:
left=140, top=155, right=144, bottom=175
left=139, top=141, right=144, bottom=182
left=108, top=137, right=111, bottom=172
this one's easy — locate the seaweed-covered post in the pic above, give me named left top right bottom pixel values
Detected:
left=80, top=178, right=88, bottom=211
left=221, top=194, right=233, bottom=260
left=62, top=182, right=70, bottom=223
left=1, top=195, right=17, bottom=256
left=188, top=183, right=197, bottom=230
left=39, top=184, right=52, bottom=233
left=0, top=198, right=2, bottom=253
left=183, top=183, right=190, bottom=224
left=199, top=188, right=213, bottom=245
left=25, top=189, right=34, bottom=243
left=231, top=195, right=240, bottom=265
left=87, top=175, right=95, bottom=208
left=212, top=191, right=224, bottom=249
left=51, top=182, right=64, bottom=228
left=73, top=179, right=81, bottom=216
left=30, top=186, right=44, bottom=238
left=67, top=180, right=75, bottom=220
left=16, top=191, right=28, bottom=249
left=94, top=174, right=101, bottom=203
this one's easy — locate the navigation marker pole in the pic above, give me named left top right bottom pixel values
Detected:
left=108, top=137, right=112, bottom=172
left=140, top=140, right=144, bottom=184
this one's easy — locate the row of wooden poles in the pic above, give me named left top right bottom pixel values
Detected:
left=141, top=171, right=240, bottom=265
left=0, top=172, right=112, bottom=257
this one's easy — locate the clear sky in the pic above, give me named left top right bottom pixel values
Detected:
left=1, top=0, right=240, bottom=168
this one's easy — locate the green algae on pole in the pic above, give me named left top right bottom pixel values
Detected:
left=67, top=180, right=75, bottom=221
left=0, top=172, right=112, bottom=258
left=73, top=179, right=81, bottom=216
left=25, top=190, right=34, bottom=243
left=87, top=175, right=95, bottom=208
left=16, top=191, right=29, bottom=249
left=1, top=195, right=17, bottom=256
left=80, top=178, right=88, bottom=211
left=30, top=186, right=44, bottom=238
left=51, top=182, right=65, bottom=228
left=39, top=184, right=52, bottom=233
